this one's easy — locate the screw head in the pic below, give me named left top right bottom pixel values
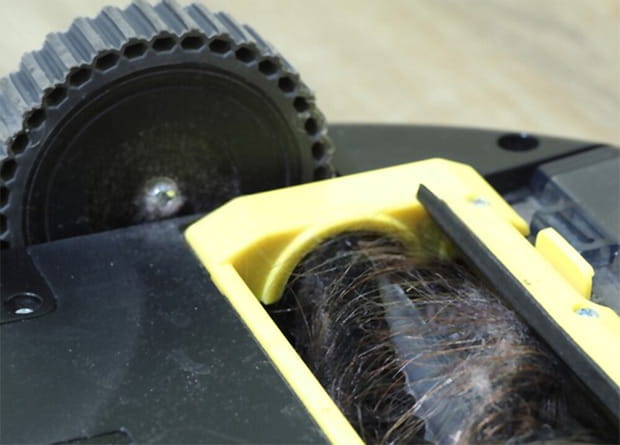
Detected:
left=470, top=196, right=490, bottom=207
left=4, top=293, right=43, bottom=316
left=136, top=177, right=185, bottom=221
left=576, top=307, right=599, bottom=318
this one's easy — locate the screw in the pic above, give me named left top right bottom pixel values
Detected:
left=15, top=307, right=34, bottom=315
left=575, top=307, right=598, bottom=318
left=4, top=293, right=43, bottom=316
left=470, top=196, right=490, bottom=207
left=136, top=177, right=185, bottom=221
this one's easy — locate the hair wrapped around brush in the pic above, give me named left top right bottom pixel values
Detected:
left=269, top=232, right=616, bottom=444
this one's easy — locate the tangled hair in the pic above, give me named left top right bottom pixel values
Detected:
left=269, top=232, right=616, bottom=444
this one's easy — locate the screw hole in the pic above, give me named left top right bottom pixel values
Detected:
left=181, top=35, right=205, bottom=50
left=95, top=52, right=119, bottom=71
left=498, top=133, right=539, bottom=152
left=0, top=240, right=9, bottom=250
left=152, top=36, right=175, bottom=52
left=0, top=159, right=17, bottom=181
left=68, top=67, right=91, bottom=86
left=10, top=133, right=28, bottom=156
left=235, top=46, right=255, bottom=63
left=124, top=42, right=147, bottom=58
left=0, top=214, right=5, bottom=234
left=209, top=39, right=231, bottom=54
left=4, top=293, right=43, bottom=315
left=258, top=59, right=277, bottom=76
left=45, top=86, right=67, bottom=107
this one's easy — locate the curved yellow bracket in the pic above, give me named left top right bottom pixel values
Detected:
left=187, top=159, right=524, bottom=305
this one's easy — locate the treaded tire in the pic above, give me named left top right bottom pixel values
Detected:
left=0, top=0, right=334, bottom=249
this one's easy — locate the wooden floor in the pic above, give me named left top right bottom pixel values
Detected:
left=2, top=0, right=619, bottom=144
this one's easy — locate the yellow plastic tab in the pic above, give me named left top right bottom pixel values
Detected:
left=185, top=158, right=619, bottom=441
left=535, top=227, right=594, bottom=298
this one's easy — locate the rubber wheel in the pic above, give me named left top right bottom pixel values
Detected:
left=0, top=0, right=334, bottom=249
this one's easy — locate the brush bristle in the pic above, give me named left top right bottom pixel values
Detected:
left=268, top=232, right=614, bottom=444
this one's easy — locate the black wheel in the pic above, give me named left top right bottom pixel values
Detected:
left=0, top=0, right=334, bottom=249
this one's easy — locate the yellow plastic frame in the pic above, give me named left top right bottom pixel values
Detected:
left=185, top=158, right=619, bottom=443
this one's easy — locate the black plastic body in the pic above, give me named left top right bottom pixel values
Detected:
left=1, top=217, right=325, bottom=444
